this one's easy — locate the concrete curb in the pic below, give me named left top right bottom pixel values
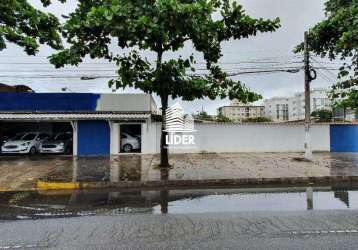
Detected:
left=33, top=176, right=358, bottom=191
left=37, top=181, right=80, bottom=190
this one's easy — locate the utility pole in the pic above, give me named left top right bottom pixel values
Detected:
left=304, top=31, right=312, bottom=160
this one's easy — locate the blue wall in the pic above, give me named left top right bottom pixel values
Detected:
left=0, top=93, right=100, bottom=111
left=330, top=125, right=358, bottom=152
left=77, top=120, right=110, bottom=156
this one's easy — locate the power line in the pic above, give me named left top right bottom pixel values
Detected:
left=315, top=68, right=336, bottom=84
left=0, top=67, right=303, bottom=79
left=0, top=60, right=301, bottom=66
left=0, top=53, right=307, bottom=79
left=228, top=68, right=301, bottom=76
left=311, top=57, right=339, bottom=80
left=0, top=64, right=304, bottom=73
left=0, top=69, right=118, bottom=73
left=0, top=55, right=302, bottom=65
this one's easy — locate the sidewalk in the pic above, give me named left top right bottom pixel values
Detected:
left=1, top=152, right=358, bottom=191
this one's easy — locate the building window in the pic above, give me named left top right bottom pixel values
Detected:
left=283, top=104, right=289, bottom=121
left=245, top=107, right=249, bottom=117
left=276, top=104, right=280, bottom=119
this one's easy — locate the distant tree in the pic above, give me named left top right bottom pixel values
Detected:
left=193, top=111, right=215, bottom=121
left=50, top=0, right=280, bottom=167
left=311, top=109, right=333, bottom=122
left=243, top=117, right=272, bottom=123
left=216, top=114, right=232, bottom=122
left=295, top=0, right=358, bottom=112
left=334, top=91, right=358, bottom=112
left=0, top=0, right=62, bottom=55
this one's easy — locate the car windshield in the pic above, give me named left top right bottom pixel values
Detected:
left=22, top=133, right=37, bottom=140
left=54, top=133, right=71, bottom=140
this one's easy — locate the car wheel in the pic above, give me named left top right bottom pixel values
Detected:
left=122, top=144, right=133, bottom=153
left=29, top=147, right=37, bottom=155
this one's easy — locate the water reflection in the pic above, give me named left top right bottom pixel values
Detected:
left=4, top=153, right=358, bottom=185
left=329, top=153, right=358, bottom=176
left=306, top=187, right=313, bottom=210
left=0, top=186, right=358, bottom=220
left=334, top=190, right=350, bottom=207
left=71, top=155, right=144, bottom=183
left=160, top=190, right=169, bottom=214
left=71, top=155, right=169, bottom=183
left=159, top=169, right=169, bottom=214
left=110, top=155, right=142, bottom=182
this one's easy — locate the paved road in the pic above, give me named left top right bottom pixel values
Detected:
left=1, top=210, right=358, bottom=249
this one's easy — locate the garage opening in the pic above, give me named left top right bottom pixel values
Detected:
left=0, top=121, right=73, bottom=155
left=120, top=124, right=142, bottom=153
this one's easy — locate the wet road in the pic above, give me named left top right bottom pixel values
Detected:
left=1, top=187, right=358, bottom=249
left=1, top=152, right=358, bottom=191
left=0, top=186, right=357, bottom=220
left=1, top=210, right=358, bottom=249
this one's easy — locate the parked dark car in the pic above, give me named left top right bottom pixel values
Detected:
left=39, top=132, right=73, bottom=155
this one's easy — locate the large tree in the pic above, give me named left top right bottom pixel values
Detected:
left=296, top=0, right=358, bottom=110
left=0, top=0, right=62, bottom=55
left=50, top=0, right=280, bottom=167
left=0, top=0, right=62, bottom=142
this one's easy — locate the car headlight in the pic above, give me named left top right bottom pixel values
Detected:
left=58, top=143, right=65, bottom=147
left=21, top=142, right=31, bottom=146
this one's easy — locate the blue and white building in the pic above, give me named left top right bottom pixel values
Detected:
left=0, top=92, right=357, bottom=156
left=0, top=93, right=159, bottom=156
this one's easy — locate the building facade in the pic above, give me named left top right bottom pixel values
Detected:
left=0, top=92, right=357, bottom=156
left=217, top=100, right=265, bottom=121
left=264, top=88, right=332, bottom=122
left=0, top=93, right=158, bottom=156
left=263, top=97, right=290, bottom=122
left=333, top=108, right=358, bottom=122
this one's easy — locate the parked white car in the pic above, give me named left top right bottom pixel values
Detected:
left=121, top=133, right=140, bottom=152
left=39, top=132, right=73, bottom=154
left=1, top=132, right=50, bottom=155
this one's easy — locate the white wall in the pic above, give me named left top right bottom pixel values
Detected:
left=110, top=122, right=120, bottom=154
left=71, top=121, right=78, bottom=156
left=142, top=121, right=161, bottom=154
left=157, top=123, right=330, bottom=154
left=97, top=94, right=157, bottom=113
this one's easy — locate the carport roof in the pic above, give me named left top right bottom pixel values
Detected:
left=0, top=111, right=152, bottom=121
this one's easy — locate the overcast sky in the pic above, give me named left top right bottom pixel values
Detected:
left=0, top=0, right=336, bottom=114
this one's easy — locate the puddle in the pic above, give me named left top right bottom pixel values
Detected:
left=0, top=186, right=358, bottom=220
left=2, top=153, right=358, bottom=187
left=152, top=189, right=353, bottom=214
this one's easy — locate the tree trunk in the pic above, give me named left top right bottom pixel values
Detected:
left=160, top=94, right=170, bottom=168
left=155, top=45, right=169, bottom=168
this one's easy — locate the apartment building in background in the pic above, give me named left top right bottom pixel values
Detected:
left=217, top=100, right=265, bottom=121
left=264, top=97, right=290, bottom=122
left=264, top=88, right=332, bottom=122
